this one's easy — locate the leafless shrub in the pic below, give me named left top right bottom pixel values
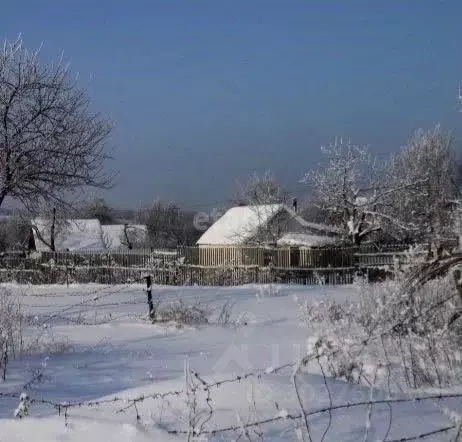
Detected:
left=157, top=300, right=211, bottom=325
left=255, top=283, right=280, bottom=299
left=0, top=288, right=24, bottom=380
left=216, top=300, right=235, bottom=326
left=299, top=298, right=353, bottom=324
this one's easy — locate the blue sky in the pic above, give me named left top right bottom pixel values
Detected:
left=1, top=1, right=461, bottom=209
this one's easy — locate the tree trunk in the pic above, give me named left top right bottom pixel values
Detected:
left=123, top=224, right=132, bottom=250
left=352, top=232, right=361, bottom=246
left=50, top=207, right=56, bottom=252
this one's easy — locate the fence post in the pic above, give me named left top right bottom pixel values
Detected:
left=144, top=274, right=154, bottom=320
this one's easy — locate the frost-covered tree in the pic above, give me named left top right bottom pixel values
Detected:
left=231, top=171, right=291, bottom=245
left=233, top=170, right=288, bottom=206
left=389, top=125, right=458, bottom=247
left=0, top=36, right=112, bottom=210
left=303, top=139, right=415, bottom=245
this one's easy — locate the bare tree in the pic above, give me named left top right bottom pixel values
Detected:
left=233, top=170, right=288, bottom=206
left=0, top=36, right=112, bottom=210
left=30, top=205, right=71, bottom=252
left=303, top=138, right=417, bottom=245
left=143, top=201, right=200, bottom=248
left=230, top=171, right=292, bottom=245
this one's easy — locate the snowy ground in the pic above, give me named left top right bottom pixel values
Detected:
left=0, top=283, right=459, bottom=441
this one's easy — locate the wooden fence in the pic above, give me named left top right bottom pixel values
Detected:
left=183, top=244, right=416, bottom=268
left=0, top=244, right=432, bottom=286
left=0, top=249, right=181, bottom=269
left=0, top=265, right=357, bottom=286
left=185, top=247, right=292, bottom=267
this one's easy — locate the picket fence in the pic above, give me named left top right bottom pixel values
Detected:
left=0, top=244, right=417, bottom=286
left=0, top=264, right=359, bottom=286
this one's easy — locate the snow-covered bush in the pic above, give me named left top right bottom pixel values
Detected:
left=215, top=300, right=235, bottom=326
left=299, top=298, right=352, bottom=324
left=255, top=284, right=280, bottom=299
left=358, top=273, right=460, bottom=388
left=14, top=393, right=29, bottom=418
left=156, top=300, right=211, bottom=325
left=300, top=272, right=461, bottom=389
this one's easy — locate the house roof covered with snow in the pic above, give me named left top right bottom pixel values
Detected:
left=283, top=207, right=341, bottom=235
left=197, top=204, right=283, bottom=246
left=101, top=224, right=147, bottom=249
left=32, top=218, right=105, bottom=252
left=196, top=204, right=340, bottom=246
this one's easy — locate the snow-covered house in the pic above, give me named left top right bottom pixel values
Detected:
left=197, top=204, right=339, bottom=247
left=192, top=204, right=340, bottom=266
left=30, top=219, right=148, bottom=252
left=31, top=218, right=105, bottom=252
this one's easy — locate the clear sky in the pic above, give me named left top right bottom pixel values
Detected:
left=1, top=1, right=461, bottom=209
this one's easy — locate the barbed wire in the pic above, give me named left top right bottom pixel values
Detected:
left=166, top=393, right=462, bottom=437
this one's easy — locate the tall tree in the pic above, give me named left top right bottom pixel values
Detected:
left=143, top=201, right=200, bottom=248
left=233, top=170, right=288, bottom=206
left=389, top=125, right=458, bottom=246
left=303, top=138, right=417, bottom=245
left=0, top=36, right=112, bottom=210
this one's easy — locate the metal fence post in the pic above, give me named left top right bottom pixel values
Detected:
left=144, top=274, right=154, bottom=320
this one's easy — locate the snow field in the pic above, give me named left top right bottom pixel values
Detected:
left=0, top=283, right=459, bottom=441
